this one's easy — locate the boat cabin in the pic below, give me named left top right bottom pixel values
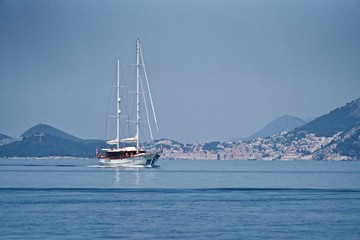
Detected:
left=97, top=146, right=146, bottom=159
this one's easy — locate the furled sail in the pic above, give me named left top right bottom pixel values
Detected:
left=106, top=139, right=118, bottom=145
left=106, top=137, right=137, bottom=145
left=120, top=137, right=137, bottom=142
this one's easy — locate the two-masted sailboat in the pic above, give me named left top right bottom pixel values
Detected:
left=96, top=39, right=162, bottom=167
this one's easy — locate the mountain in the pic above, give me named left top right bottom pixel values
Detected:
left=296, top=98, right=360, bottom=137
left=21, top=124, right=81, bottom=142
left=335, top=127, right=360, bottom=160
left=0, top=124, right=102, bottom=158
left=0, top=133, right=11, bottom=140
left=1, top=98, right=359, bottom=160
left=244, top=115, right=307, bottom=141
left=162, top=98, right=360, bottom=160
left=0, top=133, right=14, bottom=147
left=0, top=135, right=95, bottom=158
left=252, top=98, right=360, bottom=160
left=288, top=98, right=360, bottom=160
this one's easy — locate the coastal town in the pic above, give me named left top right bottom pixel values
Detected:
left=155, top=127, right=359, bottom=161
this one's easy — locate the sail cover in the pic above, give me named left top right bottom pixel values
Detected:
left=106, top=137, right=137, bottom=145
left=106, top=139, right=118, bottom=145
left=120, top=137, right=137, bottom=142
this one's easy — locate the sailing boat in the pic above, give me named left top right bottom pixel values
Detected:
left=96, top=39, right=162, bottom=167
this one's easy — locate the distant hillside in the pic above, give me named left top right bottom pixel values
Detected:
left=297, top=98, right=360, bottom=137
left=0, top=133, right=13, bottom=147
left=0, top=124, right=102, bottom=158
left=287, top=98, right=360, bottom=160
left=335, top=127, right=360, bottom=160
left=162, top=98, right=360, bottom=160
left=0, top=134, right=96, bottom=158
left=1, top=98, right=359, bottom=160
left=21, top=124, right=81, bottom=142
left=0, top=133, right=10, bottom=140
left=245, top=115, right=307, bottom=141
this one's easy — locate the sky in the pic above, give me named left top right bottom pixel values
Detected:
left=1, top=0, right=360, bottom=143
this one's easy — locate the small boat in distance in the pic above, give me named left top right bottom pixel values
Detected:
left=96, top=39, right=162, bottom=167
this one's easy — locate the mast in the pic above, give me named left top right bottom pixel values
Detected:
left=136, top=38, right=140, bottom=153
left=116, top=58, right=121, bottom=149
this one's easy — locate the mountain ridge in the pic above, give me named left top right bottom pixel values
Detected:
left=21, top=124, right=82, bottom=142
left=296, top=98, right=360, bottom=137
left=244, top=115, right=307, bottom=141
left=0, top=98, right=359, bottom=160
left=0, top=124, right=101, bottom=158
left=162, top=97, right=360, bottom=160
left=0, top=133, right=11, bottom=140
left=0, top=134, right=95, bottom=158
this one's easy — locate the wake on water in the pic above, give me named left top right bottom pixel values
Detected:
left=87, top=164, right=161, bottom=169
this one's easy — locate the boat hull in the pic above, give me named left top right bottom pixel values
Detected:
left=98, top=151, right=161, bottom=167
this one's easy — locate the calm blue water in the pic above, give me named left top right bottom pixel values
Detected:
left=0, top=159, right=360, bottom=239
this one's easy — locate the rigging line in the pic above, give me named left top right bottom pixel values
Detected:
left=118, top=41, right=135, bottom=59
left=103, top=60, right=119, bottom=144
left=139, top=44, right=159, bottom=133
left=123, top=48, right=136, bottom=89
left=140, top=75, right=154, bottom=141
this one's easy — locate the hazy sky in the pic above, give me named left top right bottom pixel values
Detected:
left=1, top=0, right=360, bottom=143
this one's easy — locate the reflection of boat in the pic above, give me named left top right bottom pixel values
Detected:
left=96, top=39, right=162, bottom=167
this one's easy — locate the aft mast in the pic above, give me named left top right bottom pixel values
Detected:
left=136, top=38, right=141, bottom=153
left=116, top=58, right=121, bottom=149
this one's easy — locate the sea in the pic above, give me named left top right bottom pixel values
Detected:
left=0, top=159, right=359, bottom=240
